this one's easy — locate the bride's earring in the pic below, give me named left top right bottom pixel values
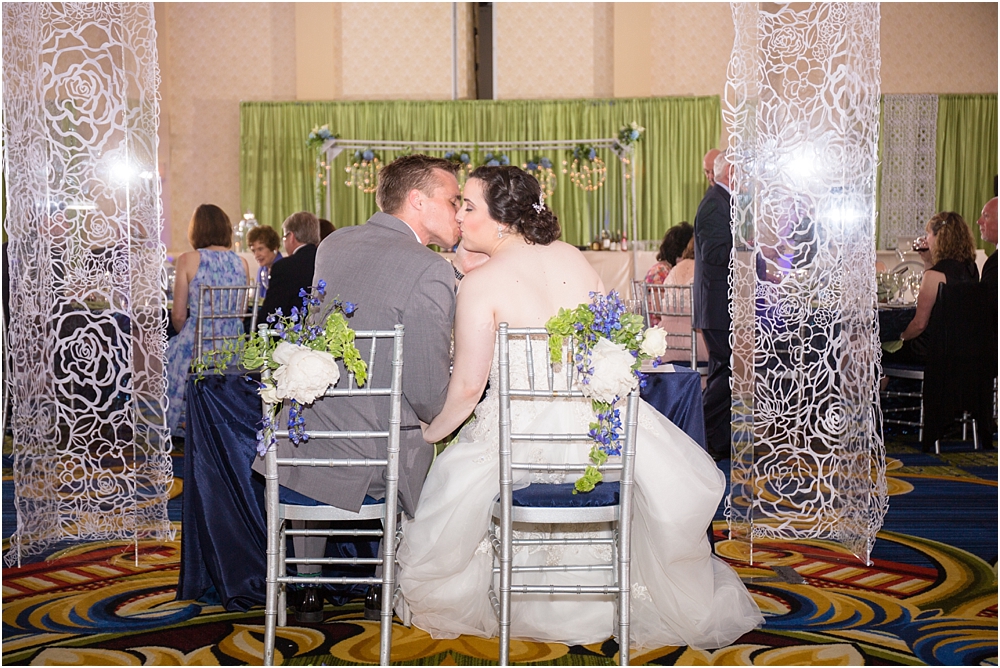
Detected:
left=497, top=224, right=504, bottom=239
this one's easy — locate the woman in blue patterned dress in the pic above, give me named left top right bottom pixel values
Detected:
left=165, top=204, right=250, bottom=438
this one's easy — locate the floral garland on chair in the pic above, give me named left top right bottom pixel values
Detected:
left=545, top=291, right=667, bottom=492
left=242, top=280, right=368, bottom=456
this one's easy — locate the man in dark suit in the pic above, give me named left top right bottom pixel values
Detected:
left=978, top=197, right=997, bottom=291
left=693, top=153, right=734, bottom=461
left=260, top=211, right=320, bottom=319
left=702, top=148, right=721, bottom=190
left=977, top=197, right=997, bottom=394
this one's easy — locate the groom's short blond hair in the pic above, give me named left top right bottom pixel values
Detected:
left=376, top=155, right=458, bottom=216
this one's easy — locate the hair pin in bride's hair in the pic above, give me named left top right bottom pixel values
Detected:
left=531, top=193, right=545, bottom=214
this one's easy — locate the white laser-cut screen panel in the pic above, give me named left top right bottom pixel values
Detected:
left=724, top=2, right=888, bottom=563
left=3, top=2, right=172, bottom=565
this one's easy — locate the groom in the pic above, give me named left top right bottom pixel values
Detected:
left=265, top=155, right=461, bottom=618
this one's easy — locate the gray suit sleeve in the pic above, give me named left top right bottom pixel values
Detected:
left=402, top=260, right=456, bottom=423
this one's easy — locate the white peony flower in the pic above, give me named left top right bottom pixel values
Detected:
left=640, top=326, right=668, bottom=358
left=259, top=381, right=280, bottom=405
left=583, top=337, right=638, bottom=404
left=271, top=342, right=341, bottom=405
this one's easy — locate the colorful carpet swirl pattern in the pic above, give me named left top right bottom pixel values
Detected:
left=3, top=440, right=996, bottom=665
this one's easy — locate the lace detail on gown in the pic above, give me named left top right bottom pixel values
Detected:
left=396, top=336, right=763, bottom=650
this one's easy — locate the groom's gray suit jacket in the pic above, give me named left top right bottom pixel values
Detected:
left=256, top=212, right=455, bottom=518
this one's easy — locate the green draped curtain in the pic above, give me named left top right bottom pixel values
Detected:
left=240, top=97, right=721, bottom=247
left=935, top=94, right=998, bottom=253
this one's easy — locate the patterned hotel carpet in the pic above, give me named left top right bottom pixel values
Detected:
left=2, top=434, right=997, bottom=666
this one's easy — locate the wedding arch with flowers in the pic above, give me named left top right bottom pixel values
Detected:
left=314, top=136, right=641, bottom=256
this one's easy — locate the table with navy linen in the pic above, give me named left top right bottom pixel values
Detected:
left=878, top=306, right=916, bottom=342
left=176, top=365, right=706, bottom=611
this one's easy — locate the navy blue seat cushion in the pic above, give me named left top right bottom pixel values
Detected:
left=279, top=485, right=381, bottom=507
left=511, top=481, right=620, bottom=508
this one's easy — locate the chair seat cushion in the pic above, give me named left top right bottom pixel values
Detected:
left=511, top=482, right=619, bottom=508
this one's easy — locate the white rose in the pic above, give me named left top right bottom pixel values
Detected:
left=583, top=337, right=639, bottom=404
left=640, top=326, right=668, bottom=358
left=271, top=342, right=341, bottom=405
left=259, top=381, right=280, bottom=405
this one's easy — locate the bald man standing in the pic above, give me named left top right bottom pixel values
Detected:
left=703, top=149, right=722, bottom=190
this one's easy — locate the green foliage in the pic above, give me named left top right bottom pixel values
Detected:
left=544, top=303, right=593, bottom=365
left=574, top=446, right=610, bottom=494
left=192, top=338, right=245, bottom=381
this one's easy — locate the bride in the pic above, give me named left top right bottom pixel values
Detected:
left=396, top=166, right=763, bottom=650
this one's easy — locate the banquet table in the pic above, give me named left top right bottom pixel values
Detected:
left=440, top=249, right=659, bottom=298
left=878, top=306, right=916, bottom=343
left=176, top=365, right=706, bottom=611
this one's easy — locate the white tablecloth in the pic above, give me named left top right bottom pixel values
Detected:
left=440, top=249, right=660, bottom=298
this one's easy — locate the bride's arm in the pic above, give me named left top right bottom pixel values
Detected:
left=422, top=274, right=496, bottom=443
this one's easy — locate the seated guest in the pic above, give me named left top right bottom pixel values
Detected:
left=645, top=222, right=693, bottom=284
left=319, top=218, right=336, bottom=240
left=664, top=237, right=696, bottom=286
left=246, top=225, right=282, bottom=299
left=886, top=211, right=979, bottom=365
left=658, top=237, right=708, bottom=364
left=260, top=212, right=320, bottom=319
left=165, top=205, right=250, bottom=438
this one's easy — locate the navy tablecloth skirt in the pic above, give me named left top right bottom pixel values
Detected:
left=177, top=366, right=706, bottom=611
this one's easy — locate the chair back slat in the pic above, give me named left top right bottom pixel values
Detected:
left=195, top=284, right=255, bottom=365
left=632, top=282, right=699, bottom=370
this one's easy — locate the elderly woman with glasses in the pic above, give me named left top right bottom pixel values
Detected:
left=246, top=225, right=282, bottom=299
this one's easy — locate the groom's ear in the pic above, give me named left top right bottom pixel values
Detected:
left=408, top=187, right=425, bottom=211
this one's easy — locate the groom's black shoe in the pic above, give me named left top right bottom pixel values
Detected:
left=295, top=586, right=325, bottom=623
left=364, top=585, right=382, bottom=621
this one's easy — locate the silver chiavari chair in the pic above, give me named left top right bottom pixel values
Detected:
left=491, top=324, right=639, bottom=666
left=632, top=280, right=700, bottom=371
left=194, top=283, right=259, bottom=365
left=261, top=324, right=404, bottom=666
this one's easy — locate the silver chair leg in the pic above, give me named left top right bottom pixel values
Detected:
left=498, top=520, right=512, bottom=666
left=379, top=513, right=398, bottom=666
left=278, top=522, right=287, bottom=627
left=918, top=381, right=925, bottom=442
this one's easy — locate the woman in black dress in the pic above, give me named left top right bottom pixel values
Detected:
left=890, top=211, right=979, bottom=364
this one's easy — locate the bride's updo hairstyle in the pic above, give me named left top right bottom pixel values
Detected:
left=469, top=165, right=560, bottom=245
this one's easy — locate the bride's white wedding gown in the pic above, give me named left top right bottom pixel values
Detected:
left=396, top=338, right=763, bottom=650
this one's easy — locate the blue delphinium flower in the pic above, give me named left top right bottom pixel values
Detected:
left=588, top=148, right=597, bottom=161
left=444, top=151, right=455, bottom=160
left=460, top=152, right=470, bottom=163
left=526, top=161, right=538, bottom=171
left=362, top=149, right=374, bottom=161
left=540, top=157, right=552, bottom=169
